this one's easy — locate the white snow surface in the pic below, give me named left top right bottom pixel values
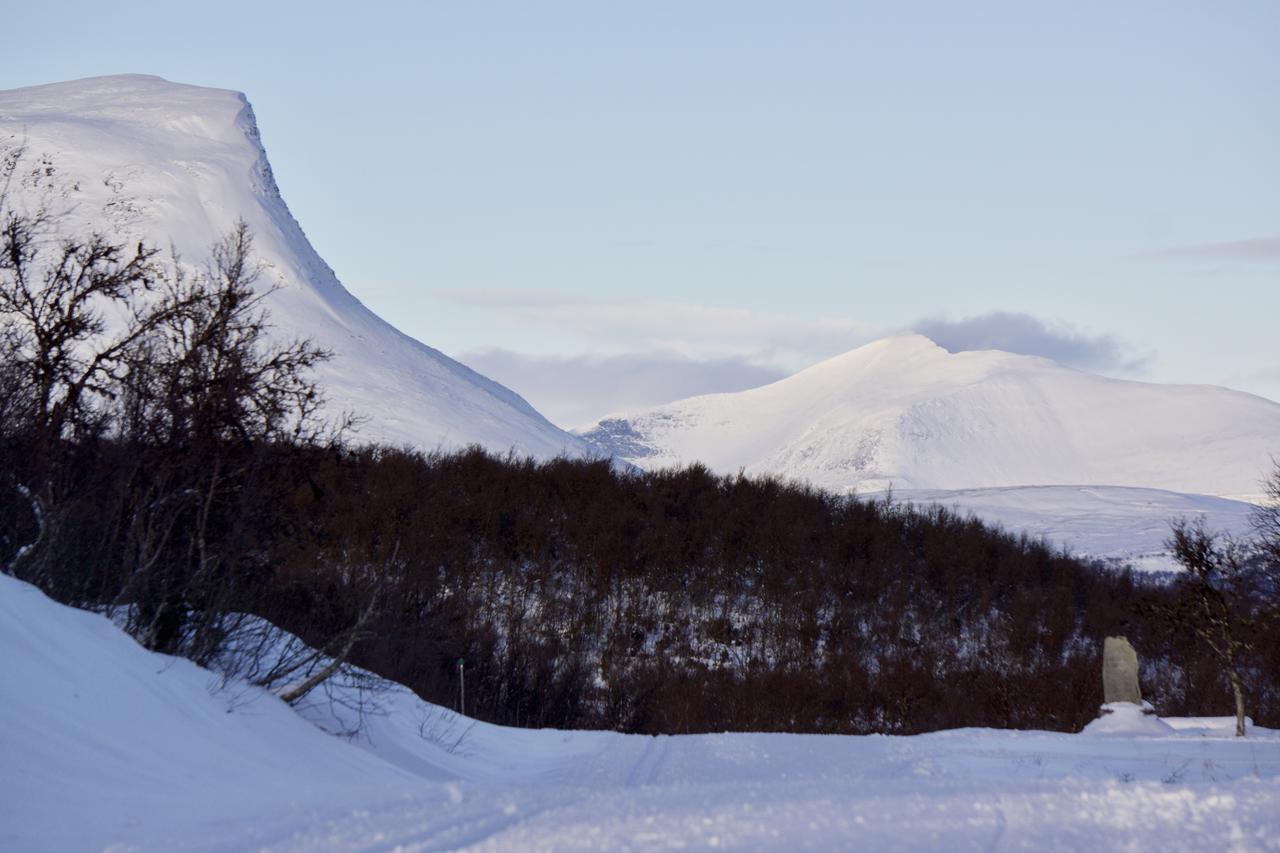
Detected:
left=582, top=334, right=1280, bottom=502
left=5, top=572, right=1280, bottom=852
left=1081, top=703, right=1178, bottom=737
left=886, top=485, right=1261, bottom=572
left=0, top=75, right=589, bottom=459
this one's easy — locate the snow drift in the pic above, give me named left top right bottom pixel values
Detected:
left=0, top=74, right=589, bottom=459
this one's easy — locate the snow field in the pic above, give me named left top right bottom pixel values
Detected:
left=886, top=485, right=1261, bottom=572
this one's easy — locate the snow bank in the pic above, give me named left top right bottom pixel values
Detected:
left=0, top=572, right=426, bottom=850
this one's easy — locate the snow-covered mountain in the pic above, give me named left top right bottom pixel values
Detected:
left=582, top=334, right=1280, bottom=502
left=0, top=75, right=590, bottom=458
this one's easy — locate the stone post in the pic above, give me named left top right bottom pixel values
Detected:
left=1102, top=636, right=1142, bottom=705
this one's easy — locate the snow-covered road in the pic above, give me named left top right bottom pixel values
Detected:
left=257, top=727, right=1280, bottom=852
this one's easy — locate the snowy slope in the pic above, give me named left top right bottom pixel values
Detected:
left=5, top=572, right=1280, bottom=851
left=0, top=75, right=589, bottom=458
left=582, top=334, right=1280, bottom=501
left=887, top=485, right=1260, bottom=572
left=4, top=572, right=1280, bottom=850
left=0, top=572, right=428, bottom=851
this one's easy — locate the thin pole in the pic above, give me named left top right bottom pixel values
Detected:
left=457, top=657, right=465, bottom=717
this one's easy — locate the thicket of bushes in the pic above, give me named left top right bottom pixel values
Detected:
left=282, top=447, right=1280, bottom=733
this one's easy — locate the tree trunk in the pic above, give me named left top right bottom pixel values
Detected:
left=275, top=645, right=352, bottom=705
left=1228, top=668, right=1246, bottom=737
left=274, top=592, right=378, bottom=705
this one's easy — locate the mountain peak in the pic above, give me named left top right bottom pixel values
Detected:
left=0, top=73, right=235, bottom=99
left=837, top=333, right=949, bottom=366
left=863, top=332, right=946, bottom=353
left=0, top=75, right=590, bottom=460
left=0, top=74, right=247, bottom=125
left=791, top=333, right=976, bottom=389
left=581, top=331, right=1280, bottom=497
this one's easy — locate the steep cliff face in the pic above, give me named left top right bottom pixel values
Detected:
left=0, top=74, right=590, bottom=458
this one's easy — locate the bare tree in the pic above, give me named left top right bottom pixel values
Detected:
left=1248, top=461, right=1280, bottom=705
left=0, top=149, right=179, bottom=586
left=112, top=220, right=349, bottom=663
left=120, top=221, right=335, bottom=450
left=2, top=146, right=375, bottom=708
left=1155, top=518, right=1260, bottom=736
left=1252, top=460, right=1280, bottom=596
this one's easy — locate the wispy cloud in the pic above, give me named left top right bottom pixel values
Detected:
left=909, top=312, right=1147, bottom=371
left=1143, top=236, right=1280, bottom=261
left=445, top=292, right=1155, bottom=424
left=459, top=349, right=787, bottom=429
left=440, top=289, right=882, bottom=367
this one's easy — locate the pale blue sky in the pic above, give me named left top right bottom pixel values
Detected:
left=5, top=1, right=1278, bottom=424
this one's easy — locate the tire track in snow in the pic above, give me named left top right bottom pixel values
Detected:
left=318, top=789, right=591, bottom=853
left=626, top=735, right=670, bottom=788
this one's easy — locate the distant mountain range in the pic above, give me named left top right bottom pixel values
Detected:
left=0, top=75, right=590, bottom=459
left=582, top=334, right=1280, bottom=502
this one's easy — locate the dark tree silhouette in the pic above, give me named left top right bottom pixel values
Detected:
left=1141, top=519, right=1261, bottom=736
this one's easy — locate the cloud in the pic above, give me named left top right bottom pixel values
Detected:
left=443, top=293, right=1153, bottom=423
left=439, top=289, right=881, bottom=368
left=910, top=312, right=1146, bottom=371
left=1145, top=236, right=1280, bottom=261
left=458, top=348, right=787, bottom=429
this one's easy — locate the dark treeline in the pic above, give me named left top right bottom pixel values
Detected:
left=7, top=436, right=1279, bottom=734
left=250, top=447, right=1280, bottom=734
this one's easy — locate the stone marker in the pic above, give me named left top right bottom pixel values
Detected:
left=1102, top=636, right=1142, bottom=705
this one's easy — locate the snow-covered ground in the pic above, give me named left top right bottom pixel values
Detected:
left=0, top=74, right=590, bottom=459
left=886, top=485, right=1261, bottom=572
left=4, top=572, right=1279, bottom=851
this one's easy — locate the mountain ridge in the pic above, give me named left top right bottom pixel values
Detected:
left=581, top=333, right=1280, bottom=501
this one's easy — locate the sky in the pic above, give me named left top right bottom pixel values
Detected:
left=4, top=1, right=1277, bottom=428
